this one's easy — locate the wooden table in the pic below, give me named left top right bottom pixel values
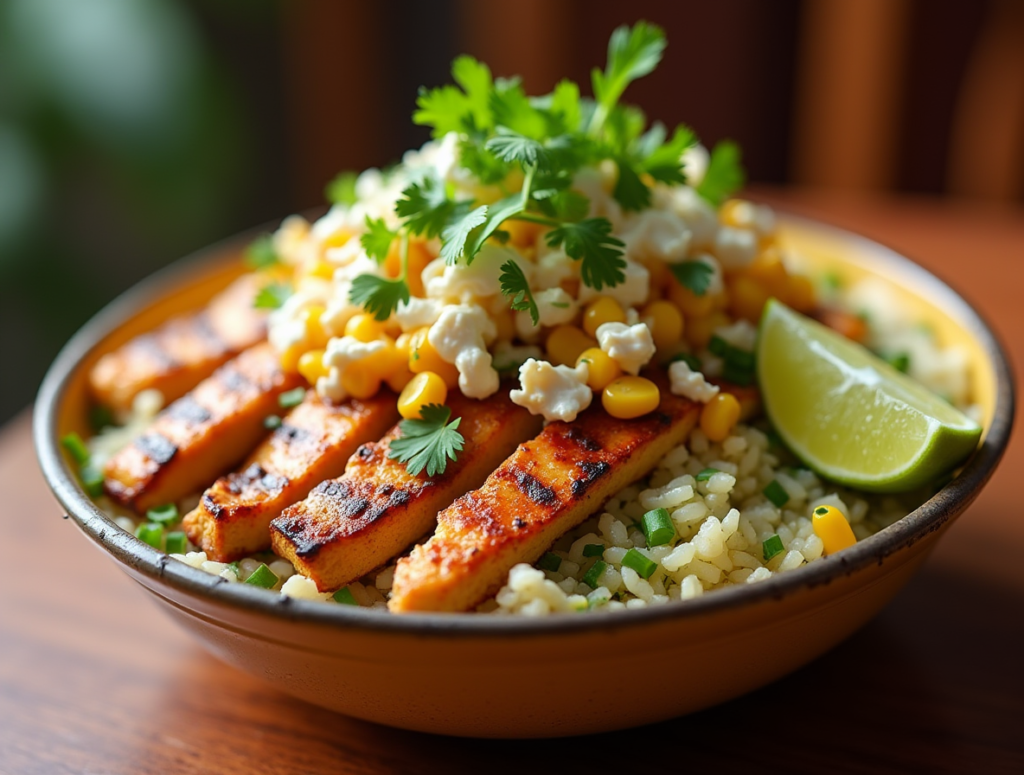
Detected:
left=2, top=191, right=1021, bottom=774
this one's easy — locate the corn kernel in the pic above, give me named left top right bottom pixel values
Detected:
left=297, top=349, right=327, bottom=384
left=699, top=392, right=741, bottom=442
left=582, top=296, right=626, bottom=338
left=602, top=376, right=661, bottom=419
left=279, top=343, right=304, bottom=373
left=812, top=505, right=856, bottom=554
left=340, top=368, right=381, bottom=399
left=785, top=274, right=816, bottom=312
left=408, top=328, right=460, bottom=388
left=345, top=313, right=386, bottom=343
left=398, top=372, right=449, bottom=419
left=641, top=300, right=685, bottom=350
left=305, top=261, right=336, bottom=281
left=747, top=247, right=789, bottom=297
left=363, top=336, right=406, bottom=381
left=576, top=347, right=621, bottom=391
left=321, top=229, right=353, bottom=249
left=727, top=274, right=770, bottom=322
left=386, top=365, right=415, bottom=393
left=300, top=305, right=329, bottom=347
left=503, top=219, right=544, bottom=249
left=719, top=198, right=749, bottom=228
left=668, top=278, right=716, bottom=318
left=546, top=325, right=596, bottom=367
left=685, top=310, right=730, bottom=349
left=492, top=307, right=517, bottom=342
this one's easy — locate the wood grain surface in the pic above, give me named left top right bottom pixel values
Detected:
left=2, top=191, right=1022, bottom=775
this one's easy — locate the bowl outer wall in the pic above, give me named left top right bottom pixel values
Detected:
left=34, top=214, right=1015, bottom=737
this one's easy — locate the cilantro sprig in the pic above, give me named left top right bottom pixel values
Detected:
left=387, top=404, right=465, bottom=477
left=344, top=21, right=745, bottom=324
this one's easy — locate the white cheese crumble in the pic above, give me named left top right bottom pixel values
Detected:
left=510, top=359, right=592, bottom=422
left=393, top=296, right=443, bottom=332
left=713, top=319, right=758, bottom=352
left=669, top=360, right=720, bottom=403
left=317, top=336, right=387, bottom=402
left=713, top=226, right=758, bottom=269
left=577, top=258, right=651, bottom=308
left=428, top=304, right=499, bottom=399
left=621, top=209, right=692, bottom=263
left=596, top=322, right=656, bottom=375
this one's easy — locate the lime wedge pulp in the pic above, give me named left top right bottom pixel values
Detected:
left=756, top=299, right=982, bottom=492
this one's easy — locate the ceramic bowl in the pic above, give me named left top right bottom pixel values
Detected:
left=34, top=216, right=1015, bottom=738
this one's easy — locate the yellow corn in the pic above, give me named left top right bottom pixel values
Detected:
left=345, top=313, right=385, bottom=343
left=408, top=328, right=460, bottom=388
left=727, top=274, right=770, bottom=323
left=493, top=307, right=517, bottom=342
left=582, top=296, right=626, bottom=338
left=300, top=304, right=329, bottom=347
left=279, top=343, right=304, bottom=373
left=322, top=229, right=353, bottom=249
left=601, top=376, right=660, bottom=419
left=785, top=274, right=816, bottom=313
left=699, top=392, right=740, bottom=442
left=398, top=372, right=449, bottom=419
left=576, top=347, right=621, bottom=391
left=546, top=325, right=596, bottom=366
left=718, top=198, right=749, bottom=228
left=305, top=261, right=336, bottom=281
left=340, top=367, right=381, bottom=399
left=685, top=310, right=730, bottom=349
left=812, top=505, right=856, bottom=554
left=641, top=299, right=685, bottom=350
left=297, top=349, right=327, bottom=385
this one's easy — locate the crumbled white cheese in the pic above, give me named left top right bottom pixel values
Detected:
left=574, top=167, right=623, bottom=230
left=317, top=336, right=387, bottom=402
left=621, top=209, right=692, bottom=263
left=663, top=185, right=718, bottom=249
left=669, top=360, right=720, bottom=403
left=393, top=296, right=443, bottom=332
left=429, top=305, right=499, bottom=399
left=491, top=341, right=544, bottom=374
left=425, top=244, right=529, bottom=303
left=532, top=249, right=578, bottom=289
left=728, top=200, right=776, bottom=236
left=515, top=287, right=579, bottom=338
left=681, top=144, right=710, bottom=187
left=510, top=359, right=592, bottom=422
left=713, top=319, right=758, bottom=352
left=268, top=284, right=331, bottom=354
left=596, top=322, right=656, bottom=375
left=578, top=258, right=651, bottom=308
left=714, top=226, right=758, bottom=269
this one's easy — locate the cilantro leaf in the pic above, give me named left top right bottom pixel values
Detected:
left=348, top=274, right=410, bottom=321
left=244, top=235, right=279, bottom=270
left=499, top=259, right=539, bottom=325
left=414, top=84, right=473, bottom=138
left=459, top=136, right=511, bottom=184
left=485, top=128, right=547, bottom=166
left=440, top=204, right=488, bottom=265
left=549, top=79, right=581, bottom=133
left=490, top=78, right=547, bottom=139
left=462, top=190, right=529, bottom=263
left=696, top=140, right=745, bottom=206
left=643, top=124, right=696, bottom=185
left=395, top=177, right=456, bottom=238
left=253, top=282, right=292, bottom=310
left=535, top=189, right=589, bottom=222
left=387, top=404, right=465, bottom=477
left=592, top=21, right=666, bottom=115
left=325, top=171, right=358, bottom=206
left=451, top=55, right=493, bottom=130
left=613, top=157, right=651, bottom=211
left=670, top=260, right=714, bottom=297
left=360, top=216, right=398, bottom=263
left=545, top=218, right=626, bottom=290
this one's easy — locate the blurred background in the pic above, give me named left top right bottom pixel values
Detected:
left=1, top=0, right=1021, bottom=425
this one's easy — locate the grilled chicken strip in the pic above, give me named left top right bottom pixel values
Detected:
left=270, top=390, right=543, bottom=593
left=182, top=391, right=399, bottom=562
left=388, top=372, right=704, bottom=613
left=103, top=343, right=303, bottom=512
left=90, top=274, right=266, bottom=415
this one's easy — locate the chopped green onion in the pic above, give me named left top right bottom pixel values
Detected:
left=696, top=467, right=719, bottom=482
left=582, top=543, right=606, bottom=558
left=670, top=352, right=702, bottom=371
left=814, top=506, right=829, bottom=516
left=641, top=507, right=675, bottom=547
left=89, top=405, right=115, bottom=432
left=621, top=548, right=658, bottom=579
left=722, top=361, right=754, bottom=387
left=278, top=387, right=306, bottom=409
left=708, top=335, right=729, bottom=357
left=135, top=522, right=163, bottom=549
left=61, top=433, right=90, bottom=465
left=146, top=503, right=179, bottom=525
left=333, top=587, right=358, bottom=605
left=886, top=352, right=910, bottom=373
left=165, top=531, right=187, bottom=554
left=80, top=464, right=105, bottom=498
left=762, top=534, right=785, bottom=562
left=763, top=479, right=790, bottom=508
left=822, top=271, right=844, bottom=291
left=764, top=427, right=785, bottom=450
left=582, top=560, right=608, bottom=589
left=538, top=552, right=562, bottom=572
left=228, top=561, right=241, bottom=575
left=244, top=234, right=280, bottom=270
left=264, top=415, right=283, bottom=430
left=244, top=563, right=278, bottom=589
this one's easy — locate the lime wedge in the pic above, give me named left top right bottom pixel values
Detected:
left=757, top=299, right=982, bottom=492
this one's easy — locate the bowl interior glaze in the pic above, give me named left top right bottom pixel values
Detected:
left=34, top=215, right=1015, bottom=738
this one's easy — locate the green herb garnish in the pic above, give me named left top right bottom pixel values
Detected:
left=244, top=234, right=279, bottom=270
left=146, top=504, right=179, bottom=526
left=499, top=259, right=539, bottom=325
left=582, top=543, right=606, bottom=558
left=135, top=522, right=163, bottom=549
left=333, top=587, right=358, bottom=605
left=763, top=479, right=790, bottom=508
left=696, top=467, right=719, bottom=482
left=253, top=282, right=292, bottom=310
left=582, top=560, right=608, bottom=589
left=325, top=171, right=358, bottom=206
left=165, top=531, right=187, bottom=555
left=621, top=548, right=657, bottom=579
left=762, top=534, right=785, bottom=562
left=670, top=260, right=714, bottom=297
left=244, top=564, right=278, bottom=589
left=641, top=507, right=676, bottom=547
left=695, top=140, right=745, bottom=206
left=538, top=552, right=562, bottom=572
left=61, top=433, right=90, bottom=466
left=278, top=387, right=307, bottom=409
left=386, top=403, right=465, bottom=477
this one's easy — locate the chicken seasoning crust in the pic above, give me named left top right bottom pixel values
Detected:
left=68, top=22, right=979, bottom=616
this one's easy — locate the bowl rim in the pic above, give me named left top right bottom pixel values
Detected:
left=33, top=213, right=1016, bottom=639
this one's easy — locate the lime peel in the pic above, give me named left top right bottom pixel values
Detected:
left=756, top=299, right=981, bottom=493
